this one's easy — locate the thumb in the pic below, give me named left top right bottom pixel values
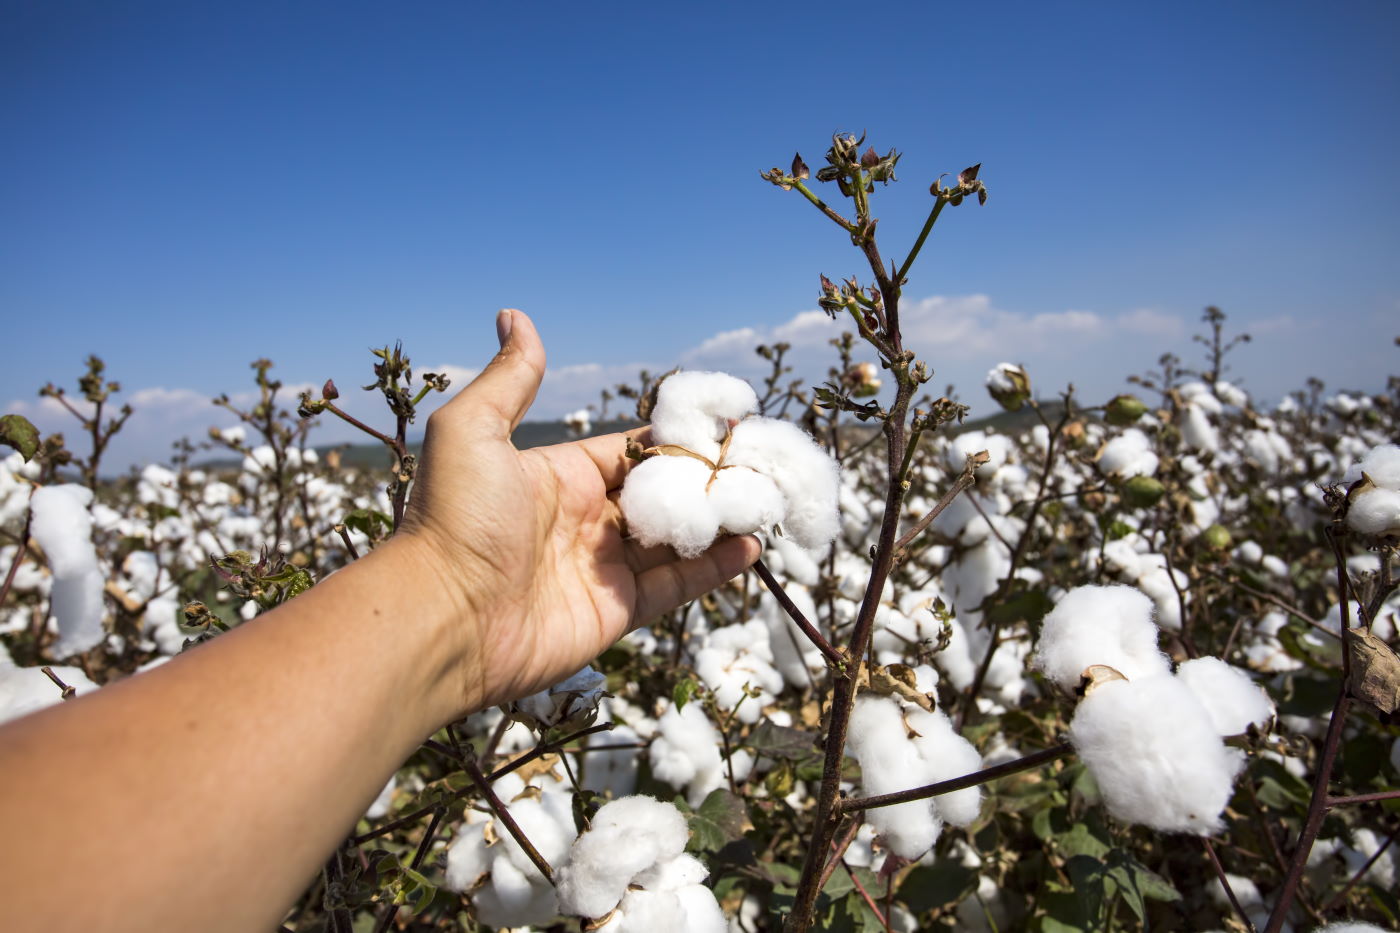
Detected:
left=446, top=309, right=547, bottom=436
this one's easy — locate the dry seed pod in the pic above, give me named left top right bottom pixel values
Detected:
left=1347, top=628, right=1400, bottom=718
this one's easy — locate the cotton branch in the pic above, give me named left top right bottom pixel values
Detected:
left=751, top=558, right=844, bottom=668
left=464, top=756, right=555, bottom=884
left=836, top=741, right=1073, bottom=813
left=893, top=452, right=983, bottom=557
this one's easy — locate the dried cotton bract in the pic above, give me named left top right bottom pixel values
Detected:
left=620, top=371, right=839, bottom=558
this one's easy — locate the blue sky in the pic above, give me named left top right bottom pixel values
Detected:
left=4, top=1, right=1398, bottom=467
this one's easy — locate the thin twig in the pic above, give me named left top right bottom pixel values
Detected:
left=838, top=742, right=1073, bottom=813
left=1326, top=789, right=1400, bottom=807
left=752, top=558, right=844, bottom=668
left=1320, top=825, right=1397, bottom=912
left=463, top=756, right=554, bottom=883
left=816, top=816, right=864, bottom=895
left=892, top=465, right=977, bottom=555
left=1202, top=837, right=1256, bottom=933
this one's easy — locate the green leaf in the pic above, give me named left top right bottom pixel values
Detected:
left=1057, top=813, right=1112, bottom=859
left=1065, top=854, right=1106, bottom=920
left=342, top=507, right=392, bottom=538
left=899, top=862, right=978, bottom=913
left=988, top=587, right=1053, bottom=628
left=688, top=788, right=748, bottom=853
left=1276, top=672, right=1342, bottom=717
left=673, top=676, right=700, bottom=712
left=0, top=414, right=39, bottom=462
left=1252, top=757, right=1312, bottom=810
left=746, top=720, right=819, bottom=761
left=1102, top=848, right=1180, bottom=922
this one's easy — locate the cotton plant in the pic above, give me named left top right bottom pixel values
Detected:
left=619, top=371, right=840, bottom=559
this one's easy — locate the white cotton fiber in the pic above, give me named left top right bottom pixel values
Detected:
left=1032, top=585, right=1170, bottom=691
left=1176, top=657, right=1274, bottom=736
left=1347, top=487, right=1400, bottom=537
left=1342, top=443, right=1400, bottom=488
left=707, top=467, right=786, bottom=535
left=906, top=707, right=984, bottom=826
left=1069, top=675, right=1243, bottom=834
left=30, top=484, right=106, bottom=657
left=847, top=696, right=943, bottom=859
left=618, top=456, right=721, bottom=558
left=648, top=701, right=724, bottom=806
left=555, top=795, right=690, bottom=919
left=651, top=371, right=758, bottom=462
left=726, top=418, right=840, bottom=549
left=1097, top=429, right=1159, bottom=479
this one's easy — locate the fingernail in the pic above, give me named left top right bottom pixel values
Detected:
left=495, top=309, right=514, bottom=347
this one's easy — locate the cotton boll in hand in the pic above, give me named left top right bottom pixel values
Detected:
left=1032, top=585, right=1170, bottom=691
left=1069, top=674, right=1243, bottom=834
left=650, top=371, right=758, bottom=462
left=725, top=418, right=840, bottom=550
left=618, top=456, right=721, bottom=559
left=706, top=467, right=786, bottom=536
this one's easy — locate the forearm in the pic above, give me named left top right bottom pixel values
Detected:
left=0, top=536, right=464, bottom=933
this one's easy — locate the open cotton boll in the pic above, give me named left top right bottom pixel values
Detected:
left=1177, top=657, right=1274, bottom=736
left=905, top=707, right=984, bottom=826
left=1181, top=403, right=1220, bottom=452
left=1070, top=675, right=1242, bottom=834
left=512, top=665, right=608, bottom=731
left=1347, top=487, right=1400, bottom=537
left=1341, top=443, right=1400, bottom=488
left=1032, top=585, right=1170, bottom=691
left=650, top=371, right=758, bottom=462
left=847, top=696, right=943, bottom=859
left=1096, top=429, right=1159, bottom=479
left=1312, top=924, right=1390, bottom=933
left=726, top=418, right=840, bottom=550
left=618, top=456, right=720, bottom=558
left=30, top=484, right=107, bottom=657
left=648, top=701, right=724, bottom=806
left=555, top=795, right=690, bottom=920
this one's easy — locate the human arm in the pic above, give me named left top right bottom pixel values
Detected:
left=0, top=309, right=760, bottom=932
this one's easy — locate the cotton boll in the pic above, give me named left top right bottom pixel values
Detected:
left=1069, top=675, right=1242, bottom=834
left=1176, top=657, right=1274, bottom=736
left=650, top=371, right=759, bottom=462
left=1181, top=403, right=1219, bottom=452
left=1347, top=487, right=1400, bottom=537
left=671, top=881, right=729, bottom=933
left=1208, top=872, right=1263, bottom=910
left=1097, top=430, right=1159, bottom=479
left=942, top=540, right=1011, bottom=614
left=847, top=696, right=942, bottom=859
left=648, top=702, right=724, bottom=806
left=1312, top=924, right=1390, bottom=933
left=555, top=795, right=690, bottom=919
left=707, top=467, right=785, bottom=535
left=474, top=855, right=559, bottom=928
left=1033, top=585, right=1170, bottom=691
left=513, top=665, right=608, bottom=731
left=726, top=419, right=840, bottom=550
left=906, top=707, right=983, bottom=826
left=30, top=484, right=106, bottom=657
left=620, top=455, right=720, bottom=558
left=1342, top=443, right=1400, bottom=488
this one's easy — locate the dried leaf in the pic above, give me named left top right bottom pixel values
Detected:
left=1348, top=628, right=1400, bottom=716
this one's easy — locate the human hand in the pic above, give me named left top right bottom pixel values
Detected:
left=398, top=309, right=761, bottom=720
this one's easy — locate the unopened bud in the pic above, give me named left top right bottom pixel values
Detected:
left=322, top=379, right=340, bottom=400
left=848, top=361, right=882, bottom=398
left=1121, top=475, right=1165, bottom=509
left=986, top=363, right=1031, bottom=411
left=1105, top=394, right=1148, bottom=426
left=1202, top=523, right=1233, bottom=550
